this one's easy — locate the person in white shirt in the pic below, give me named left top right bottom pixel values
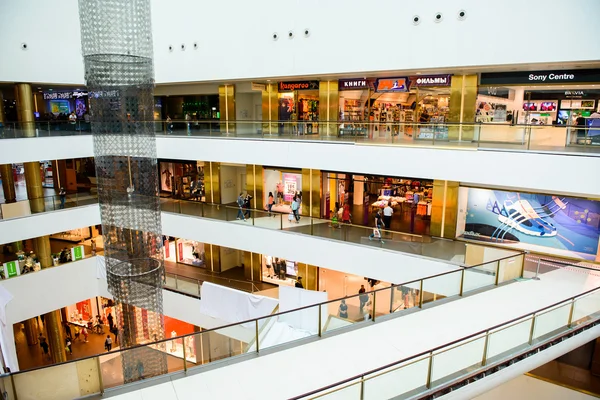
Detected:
left=382, top=203, right=394, bottom=235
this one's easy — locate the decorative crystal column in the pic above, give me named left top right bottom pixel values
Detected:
left=78, top=0, right=167, bottom=382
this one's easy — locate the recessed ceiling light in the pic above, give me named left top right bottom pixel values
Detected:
left=416, top=72, right=421, bottom=75
left=37, top=87, right=41, bottom=89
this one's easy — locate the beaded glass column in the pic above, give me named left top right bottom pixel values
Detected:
left=79, top=0, right=167, bottom=382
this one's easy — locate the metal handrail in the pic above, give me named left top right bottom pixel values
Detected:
left=288, top=283, right=600, bottom=400
left=6, top=254, right=594, bottom=395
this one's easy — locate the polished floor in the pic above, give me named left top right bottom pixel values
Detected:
left=529, top=361, right=600, bottom=397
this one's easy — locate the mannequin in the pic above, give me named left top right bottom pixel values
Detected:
left=265, top=255, right=273, bottom=278
left=276, top=181, right=284, bottom=204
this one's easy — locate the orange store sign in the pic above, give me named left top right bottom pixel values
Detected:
left=375, top=77, right=408, bottom=92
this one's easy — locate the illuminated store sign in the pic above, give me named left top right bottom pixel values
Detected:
left=278, top=81, right=319, bottom=92
left=43, top=91, right=88, bottom=100
left=375, top=77, right=408, bottom=92
left=480, top=69, right=600, bottom=85
left=410, top=74, right=452, bottom=87
left=338, top=79, right=369, bottom=90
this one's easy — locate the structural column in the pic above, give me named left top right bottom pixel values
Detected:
left=0, top=95, right=14, bottom=204
left=301, top=169, right=321, bottom=217
left=448, top=75, right=478, bottom=141
left=0, top=164, right=16, bottom=203
left=15, top=83, right=46, bottom=213
left=205, top=162, right=221, bottom=204
left=245, top=164, right=263, bottom=210
left=319, top=81, right=339, bottom=136
left=219, top=84, right=236, bottom=133
left=261, top=83, right=278, bottom=134
left=430, top=180, right=460, bottom=239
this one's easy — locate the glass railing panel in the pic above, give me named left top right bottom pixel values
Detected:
left=322, top=297, right=359, bottom=334
left=203, top=327, right=246, bottom=363
left=200, top=203, right=228, bottom=220
left=363, top=355, right=430, bottom=400
left=99, top=351, right=125, bottom=389
left=421, top=271, right=461, bottom=306
left=572, top=289, right=600, bottom=325
left=13, top=357, right=101, bottom=399
left=486, top=317, right=533, bottom=363
left=430, top=335, right=486, bottom=386
left=179, top=200, right=203, bottom=218
left=392, top=284, right=419, bottom=312
left=159, top=198, right=179, bottom=213
left=248, top=208, right=275, bottom=226
left=172, top=275, right=201, bottom=297
left=184, top=332, right=203, bottom=368
left=158, top=339, right=186, bottom=374
left=532, top=303, right=571, bottom=342
left=258, top=308, right=320, bottom=351
left=497, top=254, right=524, bottom=284
left=164, top=273, right=178, bottom=290
left=462, top=261, right=497, bottom=294
left=372, top=286, right=394, bottom=319
left=309, top=380, right=362, bottom=400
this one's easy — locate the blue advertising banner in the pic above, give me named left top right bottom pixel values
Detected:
left=458, top=188, right=600, bottom=260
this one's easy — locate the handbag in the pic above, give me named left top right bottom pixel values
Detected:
left=288, top=213, right=294, bottom=221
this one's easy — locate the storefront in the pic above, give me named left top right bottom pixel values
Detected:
left=261, top=255, right=299, bottom=286
left=338, top=75, right=452, bottom=139
left=479, top=69, right=600, bottom=145
left=263, top=167, right=302, bottom=214
left=163, top=237, right=205, bottom=267
left=456, top=186, right=600, bottom=261
left=159, top=160, right=204, bottom=199
left=41, top=90, right=89, bottom=120
left=322, top=172, right=434, bottom=234
left=65, top=297, right=198, bottom=363
left=277, top=81, right=320, bottom=134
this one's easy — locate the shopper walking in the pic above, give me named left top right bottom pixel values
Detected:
left=82, top=326, right=88, bottom=343
left=244, top=194, right=253, bottom=219
left=65, top=338, right=73, bottom=355
left=338, top=299, right=349, bottom=319
left=104, top=335, right=113, bottom=352
left=382, top=203, right=393, bottom=236
left=342, top=203, right=352, bottom=224
left=107, top=312, right=114, bottom=332
left=166, top=116, right=173, bottom=134
left=236, top=193, right=246, bottom=221
left=358, top=285, right=368, bottom=313
left=267, top=192, right=275, bottom=217
left=295, top=276, right=304, bottom=288
left=74, top=326, right=81, bottom=342
left=291, top=196, right=300, bottom=223
left=369, top=210, right=384, bottom=243
left=59, top=187, right=66, bottom=209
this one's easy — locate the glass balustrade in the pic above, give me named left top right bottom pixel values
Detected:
left=2, top=120, right=598, bottom=153
left=4, top=273, right=597, bottom=400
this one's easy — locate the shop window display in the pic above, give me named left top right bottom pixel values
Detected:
left=457, top=187, right=600, bottom=260
left=263, top=168, right=302, bottom=214
left=324, top=173, right=433, bottom=235
left=262, top=255, right=298, bottom=286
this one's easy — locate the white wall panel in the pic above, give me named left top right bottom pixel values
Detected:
left=0, top=204, right=101, bottom=245
left=1, top=0, right=599, bottom=84
left=0, top=136, right=95, bottom=165
left=150, top=0, right=600, bottom=83
left=0, top=0, right=84, bottom=84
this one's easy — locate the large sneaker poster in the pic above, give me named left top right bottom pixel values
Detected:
left=457, top=187, right=600, bottom=260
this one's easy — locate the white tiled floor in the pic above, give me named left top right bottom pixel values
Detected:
left=111, top=268, right=600, bottom=400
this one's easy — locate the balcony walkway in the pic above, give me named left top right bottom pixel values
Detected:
left=107, top=266, right=600, bottom=400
